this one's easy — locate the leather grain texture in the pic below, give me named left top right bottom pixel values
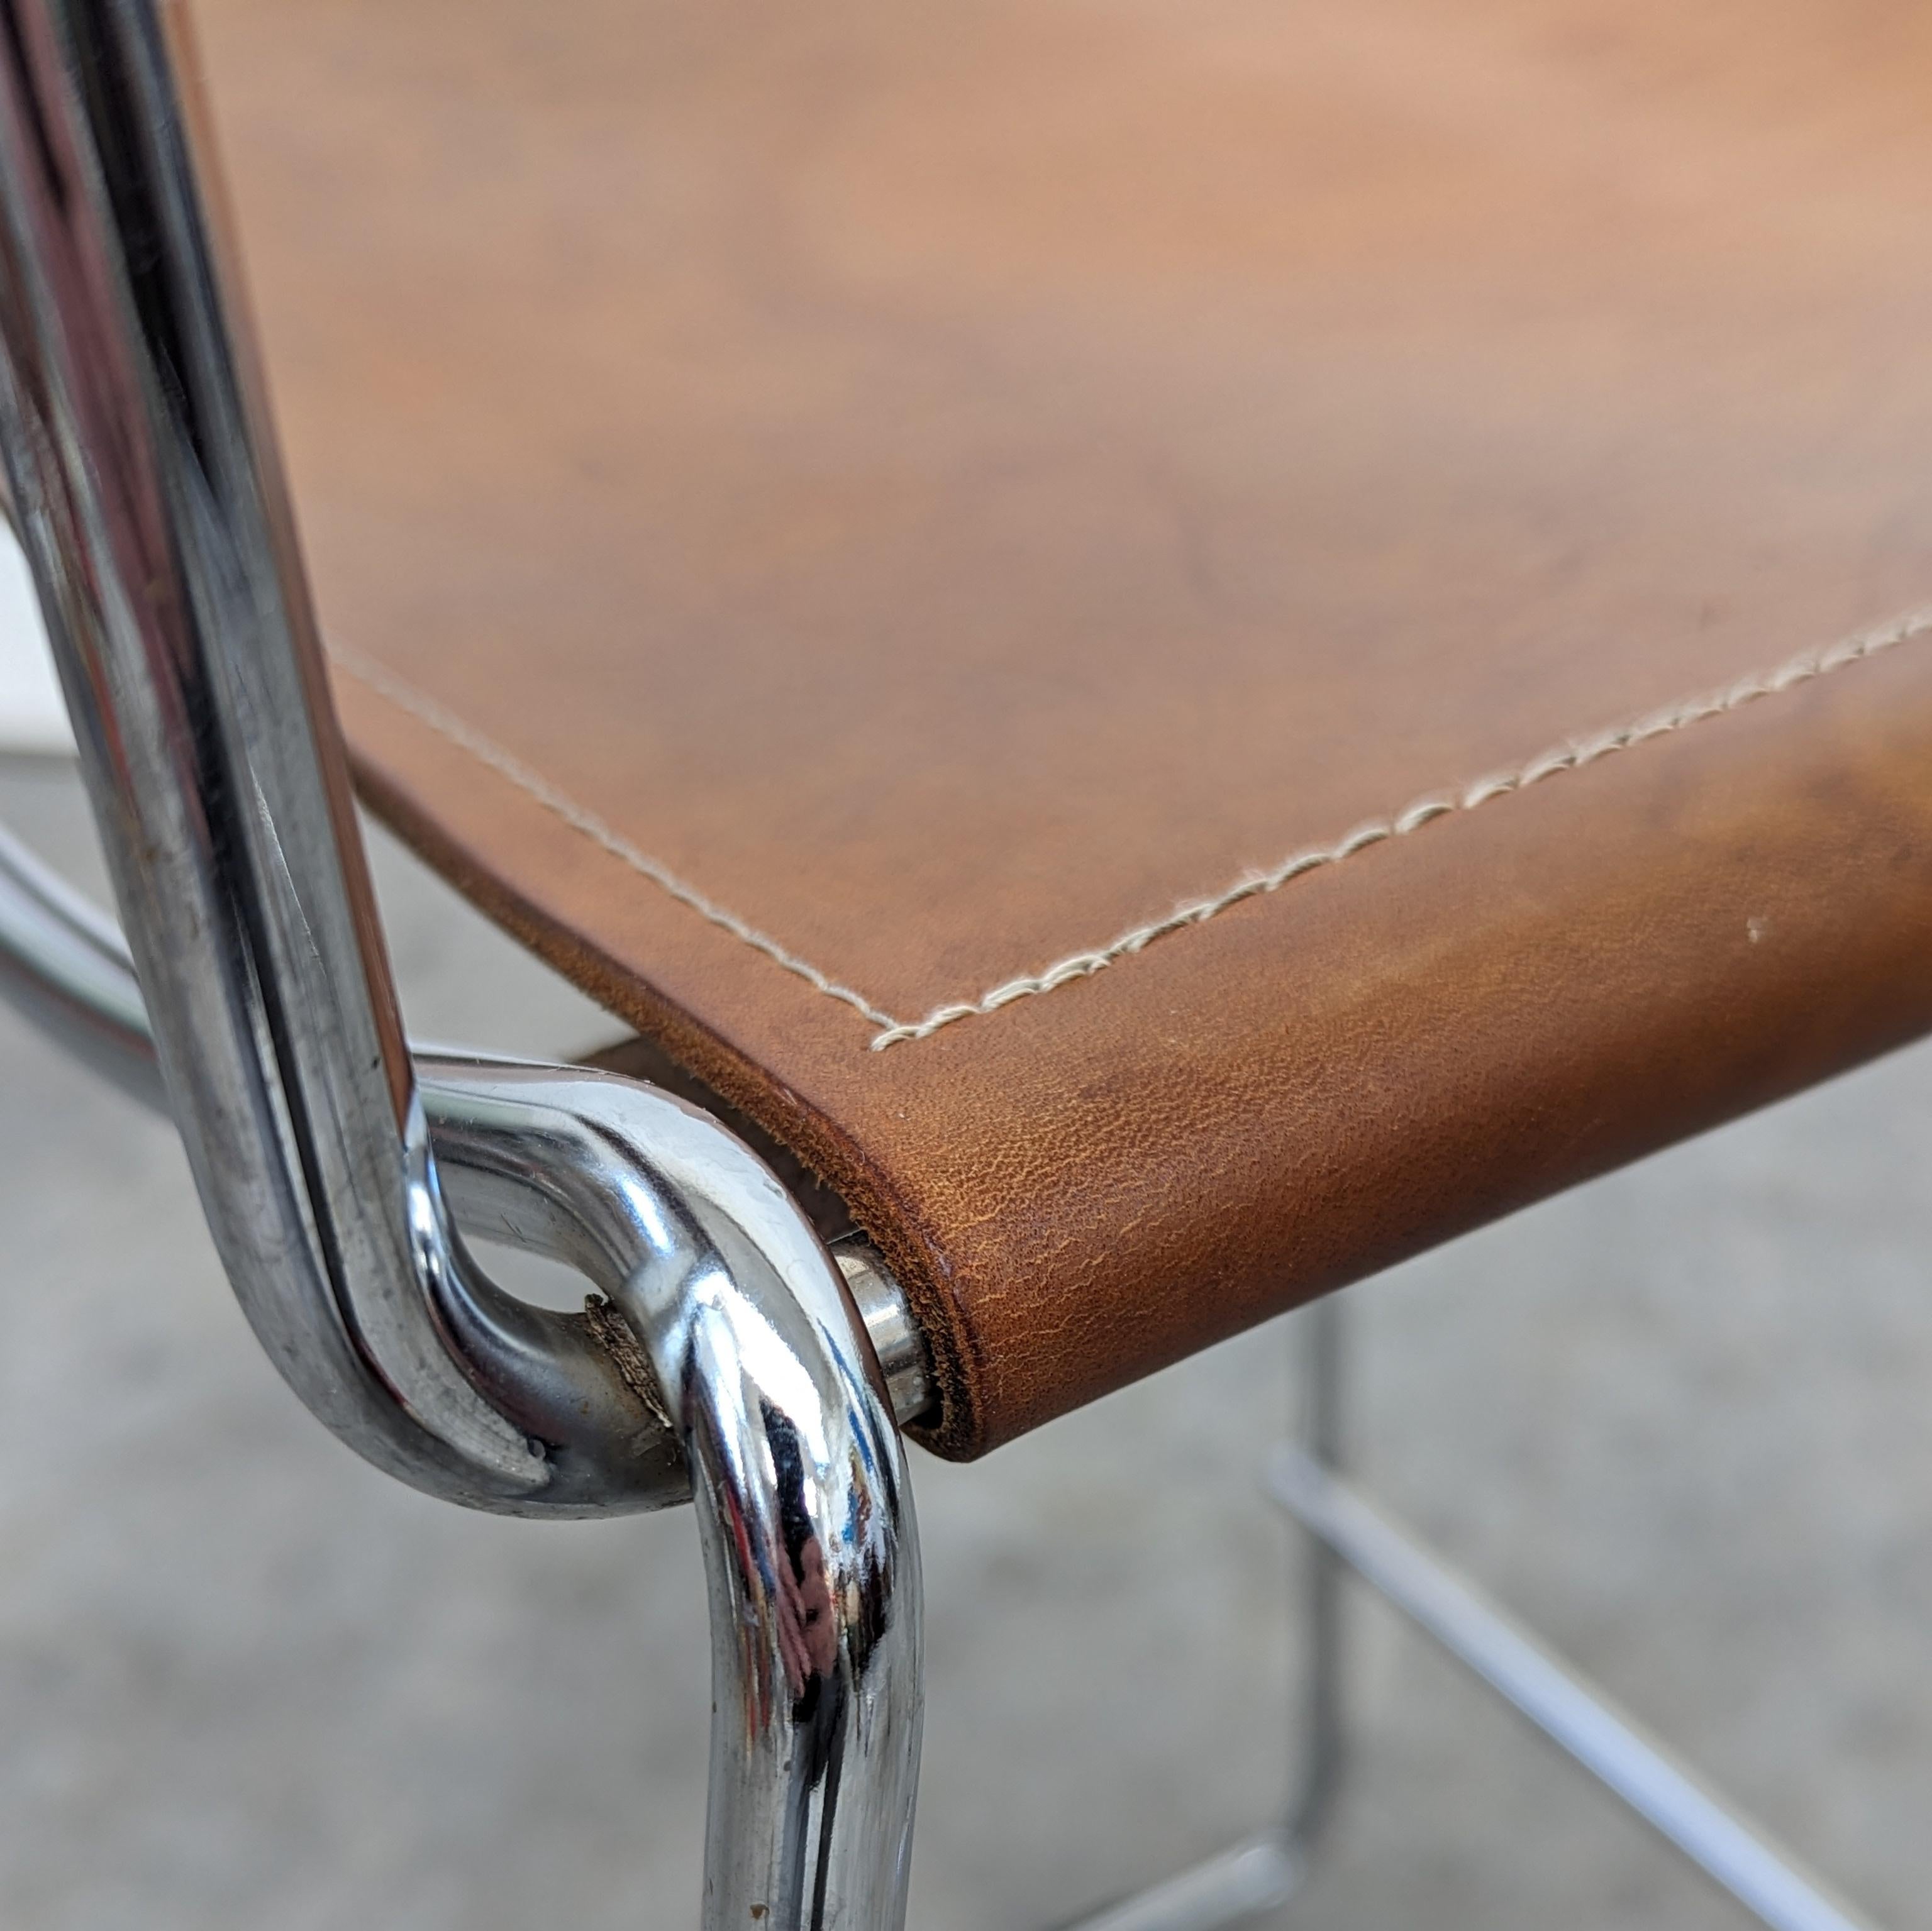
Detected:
left=194, top=0, right=1932, bottom=1454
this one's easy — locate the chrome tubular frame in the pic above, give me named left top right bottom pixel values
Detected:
left=0, top=826, right=930, bottom=1927
left=1068, top=1288, right=1885, bottom=1931
left=0, top=6, right=1897, bottom=1931
left=0, top=1, right=923, bottom=1923
left=1269, top=1294, right=1884, bottom=1931
left=1058, top=1300, right=1345, bottom=1931
left=413, top=1057, right=924, bottom=1928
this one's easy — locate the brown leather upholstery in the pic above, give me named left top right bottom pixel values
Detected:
left=193, top=0, right=1932, bottom=1456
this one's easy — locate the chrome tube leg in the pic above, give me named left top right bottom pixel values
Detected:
left=683, top=1351, right=921, bottom=1931
left=1270, top=1288, right=1884, bottom=1931
left=1053, top=1297, right=1354, bottom=1931
left=0, top=0, right=931, bottom=1890
left=593, top=1084, right=923, bottom=1930
left=0, top=0, right=931, bottom=1913
left=1269, top=1445, right=1884, bottom=1931
left=425, top=1060, right=927, bottom=1929
left=1287, top=1292, right=1348, bottom=1855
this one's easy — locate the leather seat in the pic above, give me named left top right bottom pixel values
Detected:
left=192, top=0, right=1932, bottom=1458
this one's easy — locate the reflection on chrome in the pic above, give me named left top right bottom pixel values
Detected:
left=0, top=0, right=924, bottom=1921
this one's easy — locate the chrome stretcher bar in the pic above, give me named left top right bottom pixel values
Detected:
left=1269, top=1425, right=1877, bottom=1931
left=1055, top=1306, right=1885, bottom=1931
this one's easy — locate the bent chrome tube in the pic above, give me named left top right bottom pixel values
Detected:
left=0, top=811, right=930, bottom=1917
left=0, top=2, right=925, bottom=1916
left=0, top=854, right=930, bottom=1925
left=1269, top=1444, right=1878, bottom=1931
left=0, top=831, right=930, bottom=1922
left=425, top=1059, right=924, bottom=1930
left=0, top=814, right=935, bottom=1437
left=0, top=0, right=657, bottom=1513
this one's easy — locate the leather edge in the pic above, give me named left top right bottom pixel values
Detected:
left=348, top=748, right=990, bottom=1459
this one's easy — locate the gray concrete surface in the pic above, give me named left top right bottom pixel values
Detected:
left=2, top=751, right=1929, bottom=1930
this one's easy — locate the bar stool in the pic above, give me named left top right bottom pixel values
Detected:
left=1, top=1, right=1928, bottom=1925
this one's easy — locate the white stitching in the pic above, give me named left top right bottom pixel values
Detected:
left=331, top=650, right=909, bottom=1035
left=867, top=603, right=1932, bottom=1048
left=331, top=604, right=1932, bottom=1056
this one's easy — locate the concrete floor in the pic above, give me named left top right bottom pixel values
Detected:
left=2, top=750, right=1929, bottom=1931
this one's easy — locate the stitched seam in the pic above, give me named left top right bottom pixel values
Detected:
left=868, top=602, right=1932, bottom=1046
left=331, top=650, right=909, bottom=1034
left=332, top=604, right=1932, bottom=1054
